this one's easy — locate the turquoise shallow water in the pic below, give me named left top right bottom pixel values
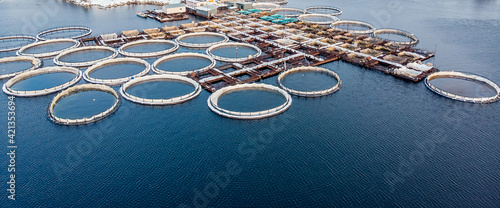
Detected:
left=0, top=0, right=500, bottom=207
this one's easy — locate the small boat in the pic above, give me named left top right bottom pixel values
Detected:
left=137, top=11, right=147, bottom=18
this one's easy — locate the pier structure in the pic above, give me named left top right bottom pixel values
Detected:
left=118, top=40, right=179, bottom=58
left=187, top=13, right=435, bottom=91
left=152, top=53, right=216, bottom=76
left=207, top=83, right=292, bottom=119
left=36, top=26, right=92, bottom=41
left=2, top=66, right=82, bottom=97
left=0, top=35, right=37, bottom=52
left=425, top=71, right=500, bottom=103
left=53, top=46, right=119, bottom=67
left=120, top=74, right=202, bottom=106
left=176, top=32, right=229, bottom=48
left=73, top=11, right=437, bottom=92
left=17, top=38, right=80, bottom=58
left=47, top=84, right=121, bottom=125
left=0, top=56, right=42, bottom=79
left=83, top=58, right=150, bottom=86
left=278, top=66, right=342, bottom=97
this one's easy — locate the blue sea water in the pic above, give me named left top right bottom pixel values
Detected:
left=156, top=56, right=213, bottom=72
left=58, top=49, right=115, bottom=63
left=53, top=90, right=117, bottom=119
left=211, top=46, right=259, bottom=59
left=0, top=0, right=499, bottom=207
left=21, top=41, right=76, bottom=54
left=10, top=72, right=76, bottom=91
left=123, top=42, right=176, bottom=53
left=0, top=60, right=34, bottom=75
left=126, top=81, right=196, bottom=100
left=89, top=62, right=147, bottom=79
left=181, top=35, right=226, bottom=44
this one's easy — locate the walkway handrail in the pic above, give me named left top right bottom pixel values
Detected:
left=83, top=58, right=151, bottom=86
left=425, top=71, right=500, bottom=104
left=176, top=32, right=229, bottom=48
left=118, top=40, right=179, bottom=58
left=207, top=83, right=292, bottom=120
left=120, top=74, right=202, bottom=106
left=37, top=26, right=92, bottom=41
left=152, top=52, right=216, bottom=76
left=0, top=35, right=37, bottom=52
left=277, top=66, right=342, bottom=97
left=17, top=38, right=80, bottom=58
left=0, top=56, right=42, bottom=80
left=207, top=43, right=262, bottom=63
left=47, top=84, right=121, bottom=125
left=2, top=66, right=82, bottom=97
left=54, top=46, right=118, bottom=67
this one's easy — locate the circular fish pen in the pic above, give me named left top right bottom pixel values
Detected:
left=208, top=83, right=292, bottom=120
left=271, top=8, right=304, bottom=17
left=425, top=71, right=500, bottom=104
left=84, top=58, right=150, bottom=86
left=54, top=46, right=118, bottom=67
left=0, top=56, right=42, bottom=80
left=252, top=3, right=281, bottom=11
left=305, top=6, right=343, bottom=16
left=36, top=26, right=92, bottom=41
left=207, top=43, right=262, bottom=63
left=0, top=35, right=37, bottom=52
left=278, top=67, right=342, bottom=97
left=2, top=66, right=82, bottom=97
left=331, top=20, right=376, bottom=35
left=118, top=40, right=179, bottom=58
left=298, top=14, right=339, bottom=25
left=176, top=32, right=229, bottom=48
left=152, top=53, right=216, bottom=76
left=120, top=74, right=202, bottom=106
left=373, top=29, right=419, bottom=46
left=255, top=0, right=288, bottom=5
left=17, top=38, right=80, bottom=58
left=47, top=84, right=121, bottom=126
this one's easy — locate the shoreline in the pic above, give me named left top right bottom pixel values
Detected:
left=64, top=0, right=171, bottom=9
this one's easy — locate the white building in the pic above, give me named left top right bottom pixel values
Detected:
left=186, top=0, right=209, bottom=8
left=162, top=3, right=186, bottom=14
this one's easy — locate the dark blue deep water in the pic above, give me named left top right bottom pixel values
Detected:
left=1, top=0, right=500, bottom=207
